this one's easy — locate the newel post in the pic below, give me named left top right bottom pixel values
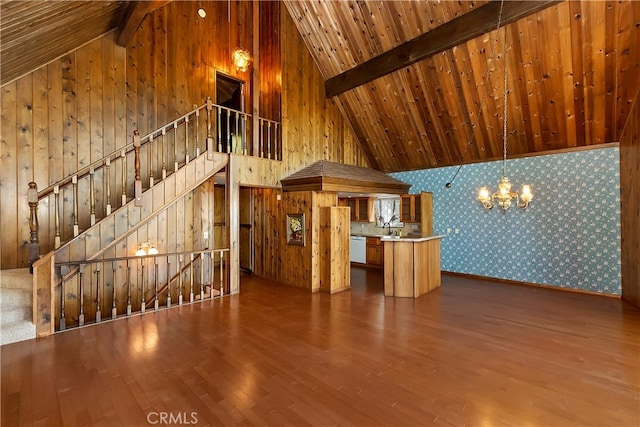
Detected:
left=133, top=130, right=143, bottom=206
left=28, top=182, right=39, bottom=269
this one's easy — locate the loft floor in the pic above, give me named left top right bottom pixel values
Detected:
left=2, top=268, right=639, bottom=426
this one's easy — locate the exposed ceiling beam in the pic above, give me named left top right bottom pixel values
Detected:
left=325, top=0, right=561, bottom=98
left=116, top=1, right=172, bottom=47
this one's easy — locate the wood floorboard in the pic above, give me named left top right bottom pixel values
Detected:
left=2, top=267, right=639, bottom=426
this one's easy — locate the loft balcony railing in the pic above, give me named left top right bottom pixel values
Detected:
left=27, top=98, right=281, bottom=264
left=54, top=249, right=229, bottom=331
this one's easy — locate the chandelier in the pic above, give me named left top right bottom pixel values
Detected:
left=477, top=1, right=533, bottom=212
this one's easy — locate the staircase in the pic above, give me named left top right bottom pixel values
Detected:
left=0, top=269, right=36, bottom=345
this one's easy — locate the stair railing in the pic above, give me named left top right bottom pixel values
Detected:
left=27, top=98, right=281, bottom=266
left=54, top=248, right=229, bottom=331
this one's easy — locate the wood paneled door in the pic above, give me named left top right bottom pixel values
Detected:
left=239, top=187, right=253, bottom=272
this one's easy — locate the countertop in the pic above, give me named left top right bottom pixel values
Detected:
left=380, top=234, right=445, bottom=243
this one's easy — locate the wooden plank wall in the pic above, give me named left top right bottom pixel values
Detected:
left=280, top=3, right=368, bottom=177
left=620, top=89, right=640, bottom=308
left=0, top=2, right=261, bottom=269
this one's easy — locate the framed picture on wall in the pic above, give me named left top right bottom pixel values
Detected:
left=286, top=213, right=305, bottom=246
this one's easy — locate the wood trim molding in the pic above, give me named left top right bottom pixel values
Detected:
left=325, top=0, right=561, bottom=98
left=442, top=271, right=620, bottom=299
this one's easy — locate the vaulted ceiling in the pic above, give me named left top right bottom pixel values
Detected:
left=2, top=1, right=639, bottom=173
left=284, top=0, right=640, bottom=172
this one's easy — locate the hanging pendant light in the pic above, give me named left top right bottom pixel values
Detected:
left=477, top=0, right=533, bottom=212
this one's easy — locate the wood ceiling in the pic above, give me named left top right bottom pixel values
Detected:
left=2, top=1, right=639, bottom=173
left=285, top=0, right=640, bottom=172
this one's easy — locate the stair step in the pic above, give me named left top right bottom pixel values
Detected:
left=1, top=320, right=36, bottom=346
left=0, top=268, right=32, bottom=291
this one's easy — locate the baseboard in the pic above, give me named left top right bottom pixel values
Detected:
left=442, top=271, right=620, bottom=299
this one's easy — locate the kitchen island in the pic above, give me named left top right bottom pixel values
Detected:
left=381, top=234, right=444, bottom=298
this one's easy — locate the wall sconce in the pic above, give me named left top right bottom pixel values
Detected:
left=232, top=48, right=251, bottom=72
left=135, top=242, right=159, bottom=257
left=197, top=8, right=206, bottom=19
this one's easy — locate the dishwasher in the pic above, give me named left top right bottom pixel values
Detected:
left=350, top=236, right=367, bottom=264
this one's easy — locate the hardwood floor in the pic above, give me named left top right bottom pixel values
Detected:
left=2, top=268, right=639, bottom=426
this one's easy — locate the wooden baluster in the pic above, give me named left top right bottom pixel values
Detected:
left=105, top=158, right=112, bottom=215
left=200, top=253, right=205, bottom=301
left=54, top=185, right=61, bottom=248
left=89, top=167, right=96, bottom=226
left=189, top=253, right=194, bottom=303
left=242, top=114, right=247, bottom=155
left=226, top=110, right=231, bottom=153
left=275, top=123, right=280, bottom=160
left=217, top=107, right=222, bottom=153
left=95, top=263, right=101, bottom=322
left=211, top=251, right=216, bottom=298
left=140, top=258, right=145, bottom=313
left=28, top=182, right=39, bottom=266
left=111, top=262, right=117, bottom=319
left=234, top=113, right=239, bottom=154
left=259, top=119, right=264, bottom=158
left=185, top=115, right=190, bottom=164
left=267, top=121, right=272, bottom=160
left=121, top=149, right=127, bottom=206
left=153, top=258, right=159, bottom=310
left=78, top=265, right=85, bottom=326
left=178, top=254, right=184, bottom=305
left=206, top=98, right=214, bottom=158
left=161, top=128, right=167, bottom=179
left=173, top=122, right=179, bottom=172
left=59, top=275, right=66, bottom=331
left=133, top=130, right=142, bottom=207
left=126, top=260, right=132, bottom=316
left=149, top=133, right=154, bottom=188
left=220, top=251, right=224, bottom=296
left=195, top=109, right=201, bottom=157
left=72, top=175, right=79, bottom=237
left=166, top=257, right=172, bottom=308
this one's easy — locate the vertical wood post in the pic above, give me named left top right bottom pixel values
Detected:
left=28, top=182, right=39, bottom=266
left=121, top=149, right=127, bottom=206
left=112, top=262, right=117, bottom=319
left=60, top=274, right=66, bottom=330
left=95, top=263, right=101, bottom=322
left=166, top=258, right=172, bottom=308
left=149, top=134, right=155, bottom=188
left=78, top=265, right=85, bottom=326
left=189, top=253, right=194, bottom=303
left=105, top=158, right=112, bottom=215
left=154, top=259, right=159, bottom=310
left=195, top=109, right=201, bottom=157
left=185, top=115, right=190, bottom=164
left=53, top=185, right=61, bottom=248
left=89, top=167, right=96, bottom=226
left=173, top=122, right=179, bottom=172
left=140, top=258, right=145, bottom=313
left=178, top=254, right=184, bottom=305
left=206, top=97, right=214, bottom=159
left=126, top=260, right=132, bottom=316
left=161, top=128, right=167, bottom=179
left=72, top=175, right=79, bottom=237
left=252, top=0, right=260, bottom=157
left=133, top=130, right=142, bottom=206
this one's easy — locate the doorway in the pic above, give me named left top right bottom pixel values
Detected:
left=216, top=72, right=245, bottom=153
left=239, top=187, right=253, bottom=272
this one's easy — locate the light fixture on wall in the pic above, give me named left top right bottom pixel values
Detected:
left=197, top=8, right=206, bottom=19
left=477, top=0, right=533, bottom=212
left=232, top=48, right=251, bottom=72
left=135, top=242, right=159, bottom=257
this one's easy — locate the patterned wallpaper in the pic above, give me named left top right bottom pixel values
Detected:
left=391, top=147, right=621, bottom=295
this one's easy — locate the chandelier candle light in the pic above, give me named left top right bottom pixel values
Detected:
left=477, top=1, right=533, bottom=212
